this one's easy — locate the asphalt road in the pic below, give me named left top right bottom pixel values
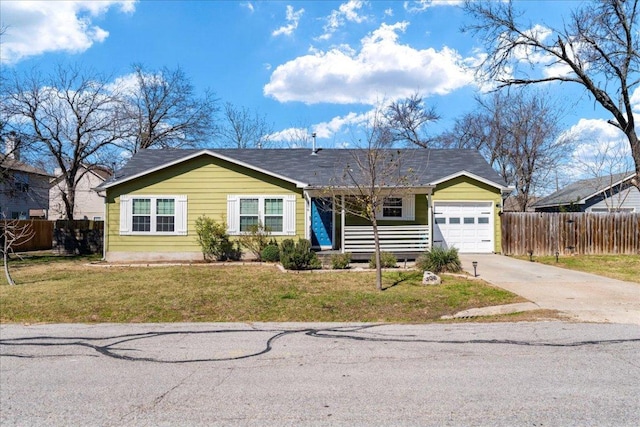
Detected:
left=1, top=322, right=639, bottom=426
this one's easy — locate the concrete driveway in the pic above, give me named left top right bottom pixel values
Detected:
left=459, top=254, right=640, bottom=325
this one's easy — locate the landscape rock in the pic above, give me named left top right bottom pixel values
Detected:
left=422, top=271, right=441, bottom=286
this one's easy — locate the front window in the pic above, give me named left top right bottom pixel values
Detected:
left=382, top=197, right=403, bottom=218
left=229, top=195, right=294, bottom=235
left=132, top=198, right=151, bottom=232
left=129, top=196, right=179, bottom=234
left=377, top=195, right=414, bottom=221
left=156, top=199, right=175, bottom=232
left=264, top=198, right=283, bottom=232
left=239, top=197, right=284, bottom=232
left=239, top=198, right=260, bottom=232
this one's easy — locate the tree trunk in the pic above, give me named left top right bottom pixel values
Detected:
left=371, top=216, right=383, bottom=291
left=627, top=130, right=640, bottom=191
left=2, top=223, right=15, bottom=286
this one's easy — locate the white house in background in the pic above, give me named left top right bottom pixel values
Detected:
left=48, top=166, right=112, bottom=220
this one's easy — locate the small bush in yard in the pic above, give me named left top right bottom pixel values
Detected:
left=280, top=238, right=322, bottom=270
left=369, top=252, right=397, bottom=269
left=195, top=216, right=234, bottom=261
left=238, top=222, right=271, bottom=260
left=416, top=246, right=462, bottom=274
left=261, top=244, right=280, bottom=262
left=330, top=252, right=351, bottom=269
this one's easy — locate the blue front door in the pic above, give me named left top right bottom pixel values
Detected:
left=311, top=198, right=333, bottom=248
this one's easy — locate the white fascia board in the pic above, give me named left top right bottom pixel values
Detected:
left=430, top=170, right=511, bottom=192
left=100, top=149, right=309, bottom=190
left=533, top=200, right=586, bottom=209
left=305, top=185, right=434, bottom=195
left=578, top=174, right=636, bottom=203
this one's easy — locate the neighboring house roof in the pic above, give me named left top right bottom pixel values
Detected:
left=1, top=158, right=52, bottom=177
left=50, top=165, right=112, bottom=186
left=99, top=148, right=510, bottom=191
left=532, top=172, right=636, bottom=208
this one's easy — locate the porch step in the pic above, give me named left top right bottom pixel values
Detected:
left=315, top=250, right=424, bottom=263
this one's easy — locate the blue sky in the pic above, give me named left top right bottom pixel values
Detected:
left=0, top=0, right=634, bottom=180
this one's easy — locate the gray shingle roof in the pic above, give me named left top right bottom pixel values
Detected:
left=101, top=148, right=508, bottom=190
left=1, top=158, right=52, bottom=177
left=532, top=171, right=635, bottom=207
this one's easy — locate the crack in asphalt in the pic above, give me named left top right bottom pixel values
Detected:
left=1, top=325, right=639, bottom=364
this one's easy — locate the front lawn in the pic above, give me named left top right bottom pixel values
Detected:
left=0, top=257, right=524, bottom=323
left=523, top=255, right=640, bottom=284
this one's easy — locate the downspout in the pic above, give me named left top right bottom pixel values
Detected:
left=96, top=190, right=107, bottom=261
left=427, top=191, right=433, bottom=251
left=341, top=195, right=346, bottom=254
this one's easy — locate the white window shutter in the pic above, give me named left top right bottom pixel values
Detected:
left=119, top=195, right=131, bottom=234
left=227, top=195, right=239, bottom=234
left=284, top=195, right=296, bottom=235
left=175, top=195, right=188, bottom=235
left=403, top=195, right=415, bottom=221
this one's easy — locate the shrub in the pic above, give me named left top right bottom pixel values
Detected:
left=369, top=251, right=397, bottom=269
left=195, top=216, right=233, bottom=261
left=416, top=246, right=462, bottom=274
left=330, top=252, right=351, bottom=269
left=238, top=222, right=271, bottom=260
left=280, top=238, right=321, bottom=270
left=261, top=244, right=280, bottom=262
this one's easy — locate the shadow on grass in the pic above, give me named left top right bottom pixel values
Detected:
left=10, top=253, right=101, bottom=266
left=383, top=271, right=422, bottom=291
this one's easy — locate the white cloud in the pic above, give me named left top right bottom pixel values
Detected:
left=403, top=0, right=464, bottom=13
left=272, top=5, right=304, bottom=37
left=241, top=2, right=255, bottom=13
left=0, top=1, right=136, bottom=64
left=313, top=111, right=370, bottom=138
left=319, top=0, right=369, bottom=41
left=264, top=21, right=475, bottom=105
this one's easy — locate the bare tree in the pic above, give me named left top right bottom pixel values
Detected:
left=327, top=110, right=418, bottom=291
left=219, top=102, right=273, bottom=148
left=464, top=0, right=640, bottom=189
left=439, top=90, right=572, bottom=211
left=3, top=64, right=127, bottom=220
left=121, top=64, right=219, bottom=153
left=384, top=93, right=440, bottom=148
left=1, top=217, right=35, bottom=285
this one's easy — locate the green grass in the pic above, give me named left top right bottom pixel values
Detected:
left=0, top=257, right=523, bottom=323
left=521, top=255, right=640, bottom=284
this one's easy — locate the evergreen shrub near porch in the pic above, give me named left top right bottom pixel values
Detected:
left=280, top=238, right=322, bottom=270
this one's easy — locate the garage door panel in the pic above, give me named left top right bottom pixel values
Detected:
left=433, top=202, right=494, bottom=253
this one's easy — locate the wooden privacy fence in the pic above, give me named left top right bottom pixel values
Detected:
left=501, top=212, right=640, bottom=256
left=1, top=220, right=54, bottom=252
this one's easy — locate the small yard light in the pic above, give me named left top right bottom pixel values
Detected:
left=528, top=249, right=534, bottom=262
left=472, top=261, right=478, bottom=277
left=555, top=250, right=560, bottom=263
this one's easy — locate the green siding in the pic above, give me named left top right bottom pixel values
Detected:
left=432, top=176, right=503, bottom=252
left=106, top=154, right=305, bottom=254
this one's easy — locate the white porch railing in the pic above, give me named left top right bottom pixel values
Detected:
left=343, top=225, right=430, bottom=253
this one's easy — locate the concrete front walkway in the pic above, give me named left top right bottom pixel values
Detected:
left=459, top=254, right=640, bottom=325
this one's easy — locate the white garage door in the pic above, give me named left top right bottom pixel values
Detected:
left=433, top=202, right=494, bottom=253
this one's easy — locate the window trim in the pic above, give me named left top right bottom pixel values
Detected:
left=119, top=195, right=187, bottom=236
left=376, top=195, right=415, bottom=221
left=228, top=194, right=296, bottom=236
